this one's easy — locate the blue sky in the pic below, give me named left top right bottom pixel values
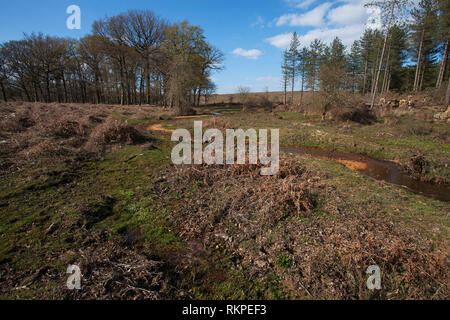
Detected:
left=0, top=0, right=380, bottom=93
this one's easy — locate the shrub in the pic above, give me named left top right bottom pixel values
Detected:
left=0, top=111, right=35, bottom=132
left=237, top=86, right=252, bottom=110
left=85, top=118, right=146, bottom=152
left=50, top=118, right=88, bottom=138
left=331, top=105, right=377, bottom=124
left=259, top=95, right=274, bottom=112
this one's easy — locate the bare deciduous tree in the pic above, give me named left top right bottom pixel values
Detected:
left=237, top=86, right=251, bottom=111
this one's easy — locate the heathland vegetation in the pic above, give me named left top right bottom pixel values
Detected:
left=0, top=0, right=449, bottom=300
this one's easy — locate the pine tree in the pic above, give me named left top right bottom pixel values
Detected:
left=410, top=0, right=440, bottom=92
left=365, top=0, right=412, bottom=107
left=281, top=49, right=289, bottom=105
left=359, top=29, right=383, bottom=95
left=305, top=39, right=325, bottom=102
left=329, top=37, right=347, bottom=69
left=298, top=47, right=309, bottom=105
left=385, top=24, right=408, bottom=92
left=435, top=0, right=449, bottom=88
left=348, top=40, right=362, bottom=92
left=286, top=32, right=301, bottom=104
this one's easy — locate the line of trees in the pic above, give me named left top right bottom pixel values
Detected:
left=281, top=0, right=449, bottom=106
left=0, top=10, right=223, bottom=114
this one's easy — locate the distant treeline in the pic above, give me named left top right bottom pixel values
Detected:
left=0, top=10, right=223, bottom=113
left=281, top=0, right=449, bottom=106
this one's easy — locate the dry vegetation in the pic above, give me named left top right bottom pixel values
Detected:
left=0, top=102, right=174, bottom=172
left=153, top=160, right=448, bottom=299
left=0, top=98, right=448, bottom=300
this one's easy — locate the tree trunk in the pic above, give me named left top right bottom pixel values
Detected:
left=436, top=37, right=449, bottom=88
left=370, top=4, right=394, bottom=109
left=300, top=66, right=305, bottom=105
left=139, top=73, right=144, bottom=106
left=283, top=53, right=287, bottom=105
left=45, top=70, right=52, bottom=103
left=146, top=59, right=151, bottom=105
left=419, top=62, right=426, bottom=91
left=386, top=69, right=391, bottom=94
left=21, top=81, right=31, bottom=101
left=382, top=40, right=392, bottom=95
left=371, top=46, right=381, bottom=96
left=291, top=62, right=295, bottom=105
left=381, top=68, right=387, bottom=94
left=62, top=75, right=68, bottom=103
left=312, top=67, right=316, bottom=103
left=33, top=82, right=39, bottom=102
left=95, top=72, right=101, bottom=104
left=445, top=76, right=450, bottom=105
left=197, top=88, right=201, bottom=106
left=362, top=59, right=368, bottom=94
left=414, top=28, right=425, bottom=92
left=0, top=80, right=7, bottom=102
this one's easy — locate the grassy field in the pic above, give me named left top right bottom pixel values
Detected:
left=0, top=101, right=448, bottom=299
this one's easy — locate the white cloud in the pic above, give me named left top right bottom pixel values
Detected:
left=232, top=48, right=263, bottom=60
left=276, top=2, right=332, bottom=27
left=298, top=24, right=366, bottom=47
left=327, top=1, right=382, bottom=28
left=285, top=0, right=318, bottom=8
left=267, top=0, right=385, bottom=49
left=327, top=3, right=369, bottom=25
left=264, top=33, right=293, bottom=49
left=366, top=7, right=382, bottom=30
left=265, top=24, right=366, bottom=49
left=251, top=16, right=264, bottom=28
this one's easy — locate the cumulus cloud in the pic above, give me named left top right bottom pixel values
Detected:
left=264, top=33, right=293, bottom=49
left=267, top=0, right=384, bottom=49
left=299, top=24, right=366, bottom=46
left=327, top=3, right=369, bottom=25
left=232, top=48, right=263, bottom=60
left=265, top=23, right=366, bottom=49
left=276, top=2, right=332, bottom=27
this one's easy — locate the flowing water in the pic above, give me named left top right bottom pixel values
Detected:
left=281, top=146, right=450, bottom=202
left=146, top=113, right=449, bottom=202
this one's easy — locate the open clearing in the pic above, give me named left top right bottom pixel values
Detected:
left=0, top=101, right=448, bottom=299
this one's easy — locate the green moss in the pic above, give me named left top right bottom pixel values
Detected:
left=275, top=254, right=292, bottom=269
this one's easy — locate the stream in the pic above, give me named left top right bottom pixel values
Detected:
left=146, top=113, right=449, bottom=202
left=281, top=146, right=450, bottom=202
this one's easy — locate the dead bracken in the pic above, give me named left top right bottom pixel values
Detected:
left=153, top=160, right=448, bottom=299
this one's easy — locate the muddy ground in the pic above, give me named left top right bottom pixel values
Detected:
left=0, top=101, right=448, bottom=299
